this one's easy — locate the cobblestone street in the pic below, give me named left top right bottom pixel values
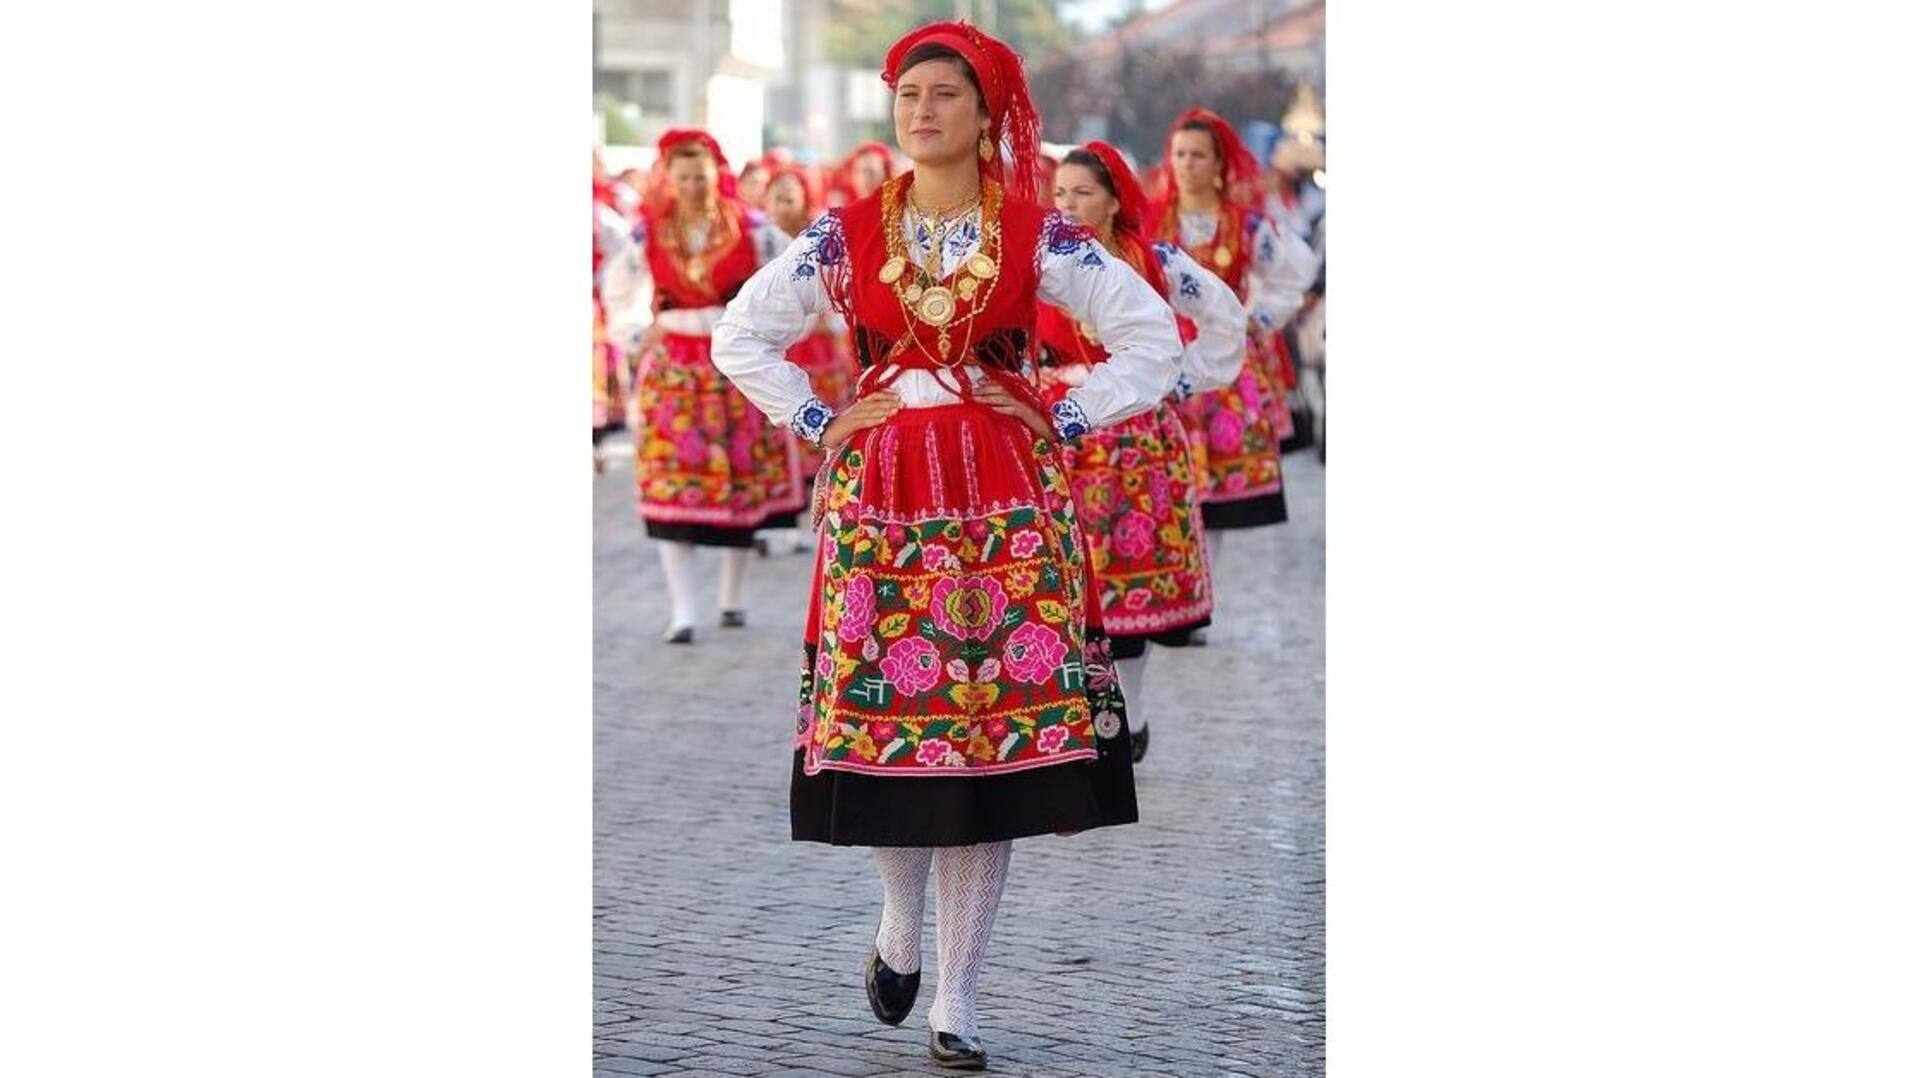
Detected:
left=595, top=440, right=1326, bottom=1077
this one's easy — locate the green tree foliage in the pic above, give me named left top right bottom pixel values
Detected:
left=825, top=0, right=1077, bottom=68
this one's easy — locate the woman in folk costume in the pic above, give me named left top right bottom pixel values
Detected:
left=766, top=163, right=863, bottom=484
left=1038, top=141, right=1248, bottom=764
left=829, top=139, right=898, bottom=207
left=1151, top=108, right=1319, bottom=565
left=593, top=153, right=633, bottom=473
left=711, top=22, right=1183, bottom=1069
left=602, top=128, right=805, bottom=643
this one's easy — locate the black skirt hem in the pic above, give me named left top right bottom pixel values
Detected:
left=644, top=521, right=761, bottom=547
left=1201, top=488, right=1288, bottom=530
left=1108, top=615, right=1212, bottom=658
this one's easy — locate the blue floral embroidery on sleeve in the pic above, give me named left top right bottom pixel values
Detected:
left=630, top=219, right=648, bottom=245
left=1152, top=240, right=1178, bottom=267
left=1259, top=231, right=1276, bottom=263
left=789, top=395, right=835, bottom=447
left=1172, top=371, right=1197, bottom=400
left=1049, top=396, right=1092, bottom=440
left=790, top=211, right=847, bottom=281
left=1041, top=210, right=1099, bottom=258
left=1179, top=272, right=1201, bottom=299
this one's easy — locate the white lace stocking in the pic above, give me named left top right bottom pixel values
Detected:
left=871, top=847, right=933, bottom=974
left=717, top=546, right=748, bottom=612
left=656, top=541, right=697, bottom=630
left=927, top=840, right=1013, bottom=1039
left=1115, top=650, right=1151, bottom=732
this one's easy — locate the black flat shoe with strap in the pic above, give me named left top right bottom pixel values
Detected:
left=928, top=1030, right=987, bottom=1070
left=864, top=950, right=919, bottom=1027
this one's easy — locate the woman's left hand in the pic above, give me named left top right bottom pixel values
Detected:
left=974, top=378, right=1054, bottom=441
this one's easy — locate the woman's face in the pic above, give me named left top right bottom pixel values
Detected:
left=738, top=165, right=768, bottom=206
left=767, top=173, right=810, bottom=233
left=850, top=152, right=888, bottom=198
left=1170, top=129, right=1222, bottom=198
left=667, top=151, right=717, bottom=210
left=1053, top=163, right=1119, bottom=233
left=893, top=59, right=989, bottom=170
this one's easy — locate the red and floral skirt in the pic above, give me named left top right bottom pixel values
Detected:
left=1058, top=399, right=1212, bottom=639
left=634, top=332, right=804, bottom=541
left=1180, top=341, right=1290, bottom=529
left=789, top=400, right=1137, bottom=845
left=786, top=330, right=862, bottom=479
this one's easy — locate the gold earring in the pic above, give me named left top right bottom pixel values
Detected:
left=978, top=134, right=993, bottom=162
left=1213, top=174, right=1224, bottom=190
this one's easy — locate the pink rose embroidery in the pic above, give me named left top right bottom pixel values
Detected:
left=1036, top=725, right=1071, bottom=754
left=922, top=543, right=956, bottom=571
left=1117, top=447, right=1142, bottom=470
left=840, top=574, right=877, bottom=642
left=886, top=524, right=908, bottom=545
left=880, top=636, right=941, bottom=695
left=1002, top=621, right=1068, bottom=684
left=984, top=717, right=1011, bottom=741
left=966, top=519, right=990, bottom=539
left=1146, top=470, right=1172, bottom=518
left=1125, top=588, right=1153, bottom=611
left=869, top=721, right=898, bottom=745
left=1009, top=530, right=1043, bottom=559
left=1208, top=410, right=1244, bottom=454
left=1224, top=471, right=1248, bottom=493
left=1112, top=511, right=1155, bottom=560
left=675, top=430, right=708, bottom=467
left=930, top=575, right=1009, bottom=641
left=914, top=737, right=956, bottom=767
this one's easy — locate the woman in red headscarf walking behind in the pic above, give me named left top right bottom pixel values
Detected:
left=713, top=22, right=1183, bottom=1070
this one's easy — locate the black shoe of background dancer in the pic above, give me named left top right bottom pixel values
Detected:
left=1131, top=725, right=1150, bottom=764
left=928, top=1030, right=987, bottom=1070
left=662, top=626, right=694, bottom=645
left=864, top=949, right=919, bottom=1027
left=720, top=610, right=747, bottom=629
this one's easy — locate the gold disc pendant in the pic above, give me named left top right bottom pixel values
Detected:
left=916, top=286, right=957, bottom=327
left=956, top=277, right=979, bottom=301
left=878, top=256, right=907, bottom=284
left=904, top=282, right=924, bottom=303
left=1213, top=246, right=1233, bottom=270
left=966, top=252, right=997, bottom=279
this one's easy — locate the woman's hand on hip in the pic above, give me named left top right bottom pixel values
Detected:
left=821, top=391, right=903, bottom=448
left=973, top=379, right=1055, bottom=441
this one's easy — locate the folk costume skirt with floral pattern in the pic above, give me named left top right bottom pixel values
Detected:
left=789, top=401, right=1138, bottom=847
left=635, top=333, right=807, bottom=546
left=785, top=329, right=861, bottom=480
left=1179, top=336, right=1290, bottom=530
left=1057, top=397, right=1214, bottom=659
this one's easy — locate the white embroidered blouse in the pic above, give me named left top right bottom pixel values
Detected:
left=1176, top=209, right=1321, bottom=333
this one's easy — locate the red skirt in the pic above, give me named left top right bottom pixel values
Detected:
left=786, top=329, right=861, bottom=479
left=634, top=333, right=804, bottom=536
left=787, top=401, right=1138, bottom=845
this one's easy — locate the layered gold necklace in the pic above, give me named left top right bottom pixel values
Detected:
left=662, top=201, right=735, bottom=286
left=876, top=175, right=1005, bottom=366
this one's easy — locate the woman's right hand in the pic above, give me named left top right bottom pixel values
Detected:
left=821, top=390, right=903, bottom=448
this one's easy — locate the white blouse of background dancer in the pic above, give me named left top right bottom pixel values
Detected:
left=1048, top=239, right=1249, bottom=401
left=1176, top=210, right=1320, bottom=336
left=711, top=206, right=1184, bottom=442
left=601, top=214, right=792, bottom=344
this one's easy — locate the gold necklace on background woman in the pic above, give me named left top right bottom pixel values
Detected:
left=667, top=201, right=729, bottom=285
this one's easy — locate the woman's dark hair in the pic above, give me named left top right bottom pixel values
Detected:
left=896, top=43, right=986, bottom=114
left=1177, top=118, right=1224, bottom=161
left=1060, top=149, right=1117, bottom=198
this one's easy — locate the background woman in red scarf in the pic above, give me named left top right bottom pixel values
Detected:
left=712, top=22, right=1183, bottom=1069
left=601, top=129, right=805, bottom=642
left=765, top=164, right=862, bottom=488
left=1039, top=140, right=1248, bottom=765
left=1151, top=108, right=1319, bottom=571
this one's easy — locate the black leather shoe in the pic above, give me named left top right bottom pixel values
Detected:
left=720, top=609, right=747, bottom=629
left=1130, top=724, right=1150, bottom=763
left=662, top=625, right=694, bottom=644
left=928, top=1030, right=987, bottom=1070
left=864, top=950, right=919, bottom=1026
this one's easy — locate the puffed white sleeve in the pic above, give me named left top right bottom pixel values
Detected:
left=710, top=212, right=845, bottom=446
left=1032, top=213, right=1182, bottom=439
left=600, top=216, right=653, bottom=337
left=750, top=218, right=793, bottom=264
left=1155, top=242, right=1247, bottom=397
left=1244, top=214, right=1320, bottom=333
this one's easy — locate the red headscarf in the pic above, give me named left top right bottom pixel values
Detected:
left=883, top=20, right=1045, bottom=204
left=1076, top=140, right=1154, bottom=242
left=1152, top=107, right=1261, bottom=208
left=643, top=128, right=740, bottom=218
